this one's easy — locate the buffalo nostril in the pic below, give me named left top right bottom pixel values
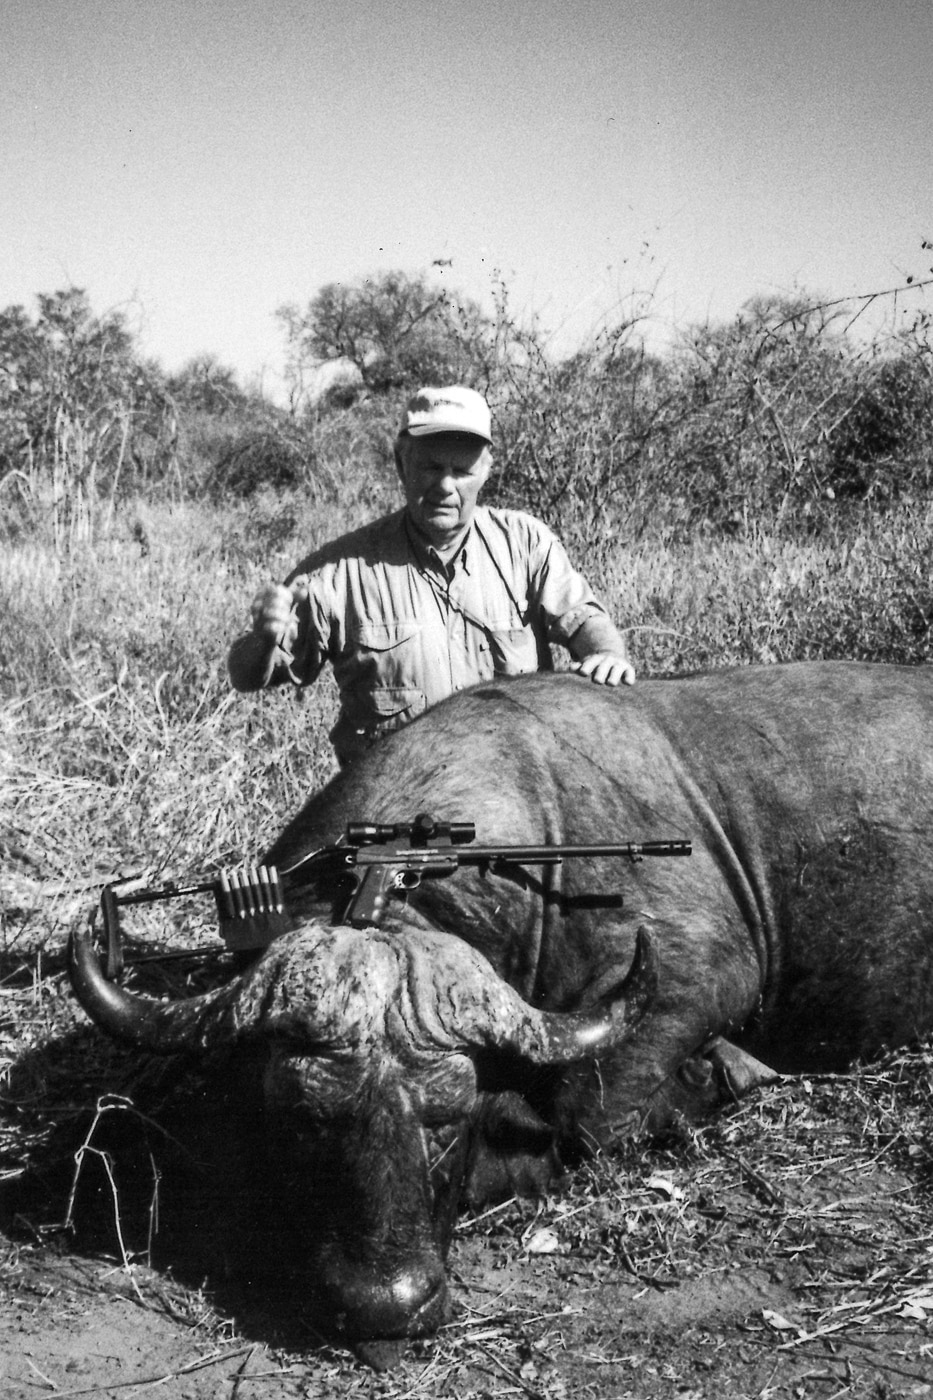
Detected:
left=324, top=1260, right=449, bottom=1339
left=394, top=1268, right=448, bottom=1330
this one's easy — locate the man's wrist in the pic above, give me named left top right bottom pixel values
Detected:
left=569, top=616, right=629, bottom=662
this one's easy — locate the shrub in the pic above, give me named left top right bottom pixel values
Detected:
left=0, top=289, right=176, bottom=545
left=826, top=345, right=933, bottom=501
left=205, top=428, right=307, bottom=498
left=482, top=290, right=933, bottom=552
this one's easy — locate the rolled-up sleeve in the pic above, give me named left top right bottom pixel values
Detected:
left=525, top=520, right=612, bottom=643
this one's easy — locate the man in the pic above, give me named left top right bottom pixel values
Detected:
left=228, top=385, right=634, bottom=765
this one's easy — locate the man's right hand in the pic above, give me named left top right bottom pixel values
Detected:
left=230, top=578, right=310, bottom=693
left=250, top=582, right=300, bottom=650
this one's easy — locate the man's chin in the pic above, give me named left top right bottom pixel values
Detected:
left=419, top=513, right=466, bottom=546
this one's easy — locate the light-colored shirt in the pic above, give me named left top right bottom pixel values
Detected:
left=274, top=505, right=612, bottom=763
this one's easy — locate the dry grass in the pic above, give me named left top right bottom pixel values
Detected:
left=2, top=487, right=932, bottom=1397
left=608, top=507, right=933, bottom=673
left=3, top=493, right=930, bottom=963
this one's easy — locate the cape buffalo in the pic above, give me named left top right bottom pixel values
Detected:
left=70, top=661, right=933, bottom=1342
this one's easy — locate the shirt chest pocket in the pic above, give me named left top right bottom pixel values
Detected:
left=349, top=619, right=424, bottom=688
left=485, top=622, right=540, bottom=676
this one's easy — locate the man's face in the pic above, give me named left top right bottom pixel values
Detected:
left=397, top=433, right=491, bottom=550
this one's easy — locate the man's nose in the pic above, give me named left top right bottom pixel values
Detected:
left=430, top=471, right=458, bottom=497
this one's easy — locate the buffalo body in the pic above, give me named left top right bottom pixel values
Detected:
left=71, top=661, right=933, bottom=1340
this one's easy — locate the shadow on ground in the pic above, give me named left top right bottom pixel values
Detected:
left=1, top=987, right=337, bottom=1356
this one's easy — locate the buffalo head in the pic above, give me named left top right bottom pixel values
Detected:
left=69, top=917, right=656, bottom=1340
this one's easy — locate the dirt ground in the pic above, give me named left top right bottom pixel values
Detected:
left=2, top=1055, right=932, bottom=1400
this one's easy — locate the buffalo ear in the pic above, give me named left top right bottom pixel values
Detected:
left=474, top=1089, right=553, bottom=1152
left=464, top=1090, right=563, bottom=1206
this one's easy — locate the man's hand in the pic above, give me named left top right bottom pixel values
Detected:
left=230, top=577, right=311, bottom=694
left=567, top=617, right=635, bottom=687
left=572, top=653, right=636, bottom=686
left=250, top=580, right=304, bottom=651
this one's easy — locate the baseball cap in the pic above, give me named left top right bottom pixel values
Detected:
left=399, top=386, right=492, bottom=443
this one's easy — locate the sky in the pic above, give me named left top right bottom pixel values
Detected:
left=2, top=0, right=931, bottom=399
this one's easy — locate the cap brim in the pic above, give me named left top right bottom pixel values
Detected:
left=407, top=421, right=491, bottom=442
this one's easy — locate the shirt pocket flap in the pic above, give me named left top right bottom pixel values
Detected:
left=368, top=686, right=427, bottom=719
left=352, top=621, right=421, bottom=652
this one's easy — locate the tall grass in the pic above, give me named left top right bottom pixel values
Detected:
left=608, top=505, right=933, bottom=673
left=2, top=483, right=930, bottom=957
left=1, top=499, right=337, bottom=951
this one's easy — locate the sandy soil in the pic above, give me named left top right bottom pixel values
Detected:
left=2, top=1067, right=932, bottom=1400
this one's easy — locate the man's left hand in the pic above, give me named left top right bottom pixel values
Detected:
left=572, top=653, right=636, bottom=686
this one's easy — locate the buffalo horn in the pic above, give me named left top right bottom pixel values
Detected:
left=70, top=916, right=657, bottom=1066
left=68, top=919, right=247, bottom=1052
left=451, top=927, right=658, bottom=1064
